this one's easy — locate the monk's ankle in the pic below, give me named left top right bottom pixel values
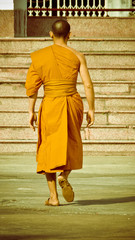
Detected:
left=58, top=173, right=67, bottom=180
left=59, top=170, right=71, bottom=180
left=50, top=193, right=58, bottom=201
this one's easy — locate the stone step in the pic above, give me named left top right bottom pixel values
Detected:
left=0, top=139, right=135, bottom=154
left=1, top=52, right=135, bottom=68
left=81, top=126, right=135, bottom=141
left=0, top=81, right=135, bottom=96
left=0, top=111, right=134, bottom=126
left=0, top=95, right=135, bottom=111
left=1, top=79, right=135, bottom=84
left=1, top=125, right=135, bottom=141
left=77, top=82, right=135, bottom=96
left=0, top=38, right=135, bottom=53
left=83, top=140, right=135, bottom=155
left=0, top=66, right=135, bottom=82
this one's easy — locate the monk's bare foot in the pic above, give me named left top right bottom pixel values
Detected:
left=58, top=175, right=74, bottom=202
left=45, top=198, right=60, bottom=206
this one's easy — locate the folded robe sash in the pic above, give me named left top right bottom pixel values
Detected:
left=25, top=44, right=83, bottom=173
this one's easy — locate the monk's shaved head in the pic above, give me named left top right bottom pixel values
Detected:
left=52, top=20, right=70, bottom=38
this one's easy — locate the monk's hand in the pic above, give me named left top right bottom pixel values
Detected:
left=86, top=110, right=94, bottom=127
left=29, top=112, right=38, bottom=131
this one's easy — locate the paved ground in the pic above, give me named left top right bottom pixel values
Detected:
left=0, top=154, right=135, bottom=240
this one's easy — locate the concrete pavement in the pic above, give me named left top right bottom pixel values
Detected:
left=0, top=154, right=135, bottom=240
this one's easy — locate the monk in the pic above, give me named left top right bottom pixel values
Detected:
left=25, top=20, right=95, bottom=206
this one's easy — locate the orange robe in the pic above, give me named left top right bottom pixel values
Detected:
left=25, top=44, right=83, bottom=173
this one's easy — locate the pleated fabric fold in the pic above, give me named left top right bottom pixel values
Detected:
left=36, top=93, right=83, bottom=173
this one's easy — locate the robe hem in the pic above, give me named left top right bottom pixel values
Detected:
left=37, top=167, right=82, bottom=175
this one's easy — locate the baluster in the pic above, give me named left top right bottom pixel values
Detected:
left=92, top=0, right=96, bottom=17
left=104, top=0, right=109, bottom=17
left=98, top=0, right=102, bottom=17
left=102, top=6, right=106, bottom=18
left=35, top=0, right=39, bottom=8
left=86, top=0, right=90, bottom=17
left=80, top=0, right=84, bottom=17
left=74, top=0, right=78, bottom=17
left=28, top=0, right=33, bottom=17
left=35, top=0, right=40, bottom=16
left=49, top=0, right=52, bottom=16
left=28, top=0, right=32, bottom=8
left=57, top=0, right=60, bottom=17
left=42, top=0, right=46, bottom=17
left=63, top=0, right=66, bottom=17
left=68, top=0, right=72, bottom=17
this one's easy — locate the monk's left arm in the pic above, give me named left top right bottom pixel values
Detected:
left=29, top=92, right=38, bottom=131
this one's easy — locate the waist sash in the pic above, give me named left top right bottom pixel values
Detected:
left=44, top=79, right=77, bottom=97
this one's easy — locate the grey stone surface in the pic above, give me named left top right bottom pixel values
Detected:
left=0, top=154, right=135, bottom=240
left=0, top=38, right=135, bottom=53
left=1, top=125, right=135, bottom=141
left=1, top=96, right=135, bottom=112
left=1, top=68, right=135, bottom=82
left=0, top=112, right=107, bottom=126
left=1, top=53, right=135, bottom=68
left=0, top=82, right=132, bottom=96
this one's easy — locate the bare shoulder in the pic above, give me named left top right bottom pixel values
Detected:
left=66, top=46, right=86, bottom=63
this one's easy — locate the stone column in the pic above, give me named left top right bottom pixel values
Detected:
left=14, top=0, right=27, bottom=37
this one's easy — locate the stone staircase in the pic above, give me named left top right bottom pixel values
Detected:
left=0, top=38, right=135, bottom=155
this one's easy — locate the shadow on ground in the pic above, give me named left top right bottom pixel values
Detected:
left=0, top=236, right=53, bottom=240
left=74, top=196, right=135, bottom=206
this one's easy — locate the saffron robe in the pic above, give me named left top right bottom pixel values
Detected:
left=25, top=44, right=83, bottom=173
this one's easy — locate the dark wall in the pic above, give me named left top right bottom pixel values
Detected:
left=27, top=17, right=135, bottom=38
left=27, top=17, right=67, bottom=37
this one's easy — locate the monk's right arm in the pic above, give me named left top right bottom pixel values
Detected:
left=29, top=92, right=38, bottom=131
left=79, top=54, right=95, bottom=126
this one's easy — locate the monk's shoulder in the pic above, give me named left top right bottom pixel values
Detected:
left=67, top=46, right=85, bottom=63
left=30, top=46, right=52, bottom=60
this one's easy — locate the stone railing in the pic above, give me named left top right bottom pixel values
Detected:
left=27, top=0, right=135, bottom=17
